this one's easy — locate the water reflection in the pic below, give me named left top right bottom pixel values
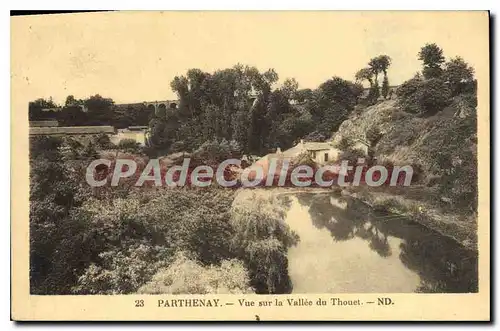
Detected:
left=285, top=192, right=477, bottom=293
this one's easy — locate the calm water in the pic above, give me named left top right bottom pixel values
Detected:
left=283, top=192, right=478, bottom=293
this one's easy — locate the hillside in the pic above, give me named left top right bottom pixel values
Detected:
left=334, top=97, right=476, bottom=173
left=331, top=96, right=478, bottom=250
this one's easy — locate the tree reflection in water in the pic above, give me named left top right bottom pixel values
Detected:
left=294, top=192, right=478, bottom=293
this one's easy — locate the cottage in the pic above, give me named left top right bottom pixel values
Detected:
left=283, top=139, right=341, bottom=165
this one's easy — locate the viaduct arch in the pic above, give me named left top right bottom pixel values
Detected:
left=143, top=100, right=179, bottom=114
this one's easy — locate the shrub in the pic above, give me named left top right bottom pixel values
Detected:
left=137, top=252, right=253, bottom=294
left=366, top=126, right=383, bottom=146
left=117, top=138, right=140, bottom=152
left=336, top=136, right=354, bottom=151
left=339, top=148, right=366, bottom=166
left=230, top=194, right=299, bottom=294
left=72, top=244, right=171, bottom=294
left=70, top=188, right=238, bottom=294
left=169, top=140, right=186, bottom=153
left=81, top=141, right=99, bottom=159
left=303, top=131, right=328, bottom=142
left=192, top=138, right=242, bottom=166
left=94, top=133, right=114, bottom=149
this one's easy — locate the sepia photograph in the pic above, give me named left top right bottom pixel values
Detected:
left=11, top=10, right=490, bottom=321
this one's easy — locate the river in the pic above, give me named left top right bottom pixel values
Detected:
left=281, top=192, right=478, bottom=293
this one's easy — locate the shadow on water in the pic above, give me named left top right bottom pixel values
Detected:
left=293, top=192, right=478, bottom=293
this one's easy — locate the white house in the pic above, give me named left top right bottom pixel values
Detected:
left=110, top=126, right=148, bottom=146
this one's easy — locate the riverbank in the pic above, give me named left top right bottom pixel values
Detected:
left=343, top=186, right=477, bottom=252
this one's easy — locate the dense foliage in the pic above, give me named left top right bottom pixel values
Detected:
left=147, top=65, right=361, bottom=156
left=29, top=137, right=299, bottom=294
left=29, top=44, right=479, bottom=296
left=29, top=94, right=154, bottom=128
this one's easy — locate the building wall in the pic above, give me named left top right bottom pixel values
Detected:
left=29, top=120, right=59, bottom=127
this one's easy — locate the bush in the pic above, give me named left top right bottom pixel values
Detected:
left=396, top=77, right=452, bottom=116
left=336, top=136, right=353, bottom=151
left=169, top=141, right=186, bottom=153
left=70, top=188, right=238, bottom=294
left=138, top=252, right=253, bottom=294
left=303, top=131, right=328, bottom=142
left=117, top=138, right=140, bottom=152
left=366, top=126, right=383, bottom=146
left=230, top=194, right=299, bottom=294
left=191, top=138, right=242, bottom=166
left=81, top=142, right=99, bottom=159
left=339, top=148, right=366, bottom=165
left=94, top=133, right=114, bottom=149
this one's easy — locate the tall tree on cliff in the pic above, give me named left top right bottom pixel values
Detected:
left=376, top=55, right=392, bottom=99
left=443, top=56, right=475, bottom=96
left=355, top=67, right=374, bottom=87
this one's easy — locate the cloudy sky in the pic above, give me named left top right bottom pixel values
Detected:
left=11, top=11, right=488, bottom=105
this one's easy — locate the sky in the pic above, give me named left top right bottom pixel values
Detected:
left=11, top=11, right=489, bottom=105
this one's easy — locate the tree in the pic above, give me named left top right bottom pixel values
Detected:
left=230, top=195, right=298, bottom=293
left=84, top=94, right=115, bottom=125
left=64, top=95, right=82, bottom=107
left=369, top=81, right=380, bottom=102
left=418, top=43, right=445, bottom=79
left=367, top=55, right=391, bottom=100
left=366, top=126, right=383, bottom=146
left=366, top=126, right=383, bottom=165
left=281, top=78, right=299, bottom=100
left=443, top=57, right=475, bottom=96
left=29, top=98, right=58, bottom=121
left=377, top=55, right=392, bottom=77
left=138, top=253, right=253, bottom=294
left=29, top=136, right=89, bottom=294
left=191, top=138, right=242, bottom=166
left=368, top=57, right=383, bottom=87
left=382, top=75, right=390, bottom=99
left=376, top=55, right=392, bottom=99
left=294, top=88, right=313, bottom=103
left=349, top=82, right=365, bottom=101
left=93, top=133, right=114, bottom=150
left=309, top=77, right=359, bottom=137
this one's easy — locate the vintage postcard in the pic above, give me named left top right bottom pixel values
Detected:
left=11, top=11, right=490, bottom=321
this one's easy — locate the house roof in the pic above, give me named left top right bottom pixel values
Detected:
left=29, top=126, right=115, bottom=135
